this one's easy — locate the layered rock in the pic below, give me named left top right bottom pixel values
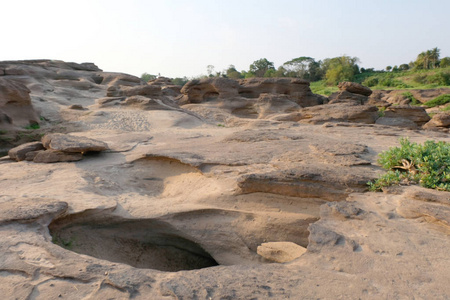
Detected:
left=0, top=77, right=39, bottom=127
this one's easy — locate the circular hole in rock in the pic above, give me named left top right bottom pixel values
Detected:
left=49, top=215, right=219, bottom=272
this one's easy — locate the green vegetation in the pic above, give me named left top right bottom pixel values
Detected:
left=24, top=123, right=40, bottom=130
left=424, top=94, right=450, bottom=108
left=402, top=92, right=420, bottom=105
left=368, top=138, right=450, bottom=192
left=140, top=47, right=450, bottom=93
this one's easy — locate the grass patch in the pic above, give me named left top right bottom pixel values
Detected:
left=424, top=94, right=450, bottom=108
left=368, top=138, right=450, bottom=192
left=402, top=91, right=421, bottom=105
left=24, top=123, right=40, bottom=130
left=310, top=80, right=338, bottom=96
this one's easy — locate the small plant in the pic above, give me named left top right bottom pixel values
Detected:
left=377, top=107, right=386, bottom=117
left=217, top=124, right=225, bottom=127
left=24, top=123, right=40, bottom=130
left=402, top=91, right=420, bottom=106
left=424, top=94, right=450, bottom=108
left=368, top=138, right=450, bottom=192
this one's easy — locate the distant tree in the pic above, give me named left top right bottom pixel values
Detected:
left=398, top=64, right=409, bottom=71
left=392, top=65, right=399, bottom=72
left=264, top=69, right=277, bottom=77
left=249, top=58, right=275, bottom=77
left=207, top=65, right=215, bottom=77
left=274, top=66, right=287, bottom=77
left=225, top=65, right=242, bottom=79
left=322, top=56, right=360, bottom=85
left=307, top=60, right=324, bottom=81
left=386, top=66, right=392, bottom=72
left=440, top=57, right=450, bottom=68
left=172, top=77, right=189, bottom=86
left=283, top=56, right=314, bottom=78
left=141, top=73, right=157, bottom=82
left=414, top=48, right=440, bottom=70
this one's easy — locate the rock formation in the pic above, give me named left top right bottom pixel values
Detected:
left=0, top=60, right=450, bottom=299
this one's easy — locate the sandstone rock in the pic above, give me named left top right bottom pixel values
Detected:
left=99, top=72, right=143, bottom=87
left=383, top=105, right=431, bottom=126
left=121, top=95, right=179, bottom=111
left=338, top=81, right=372, bottom=96
left=257, top=242, right=307, bottom=263
left=375, top=117, right=418, bottom=129
left=107, top=84, right=161, bottom=98
left=299, top=103, right=379, bottom=124
left=33, top=149, right=83, bottom=163
left=423, top=113, right=450, bottom=128
left=8, top=141, right=45, bottom=161
left=68, top=104, right=86, bottom=110
left=328, top=90, right=367, bottom=105
left=42, top=133, right=108, bottom=153
left=180, top=77, right=324, bottom=108
left=0, top=77, right=39, bottom=127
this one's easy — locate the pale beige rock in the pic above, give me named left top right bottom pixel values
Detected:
left=257, top=242, right=307, bottom=263
left=8, top=141, right=45, bottom=161
left=384, top=105, right=431, bottom=126
left=338, top=81, right=372, bottom=96
left=42, top=133, right=108, bottom=153
left=33, top=149, right=83, bottom=163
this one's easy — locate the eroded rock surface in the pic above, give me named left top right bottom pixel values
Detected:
left=0, top=61, right=449, bottom=299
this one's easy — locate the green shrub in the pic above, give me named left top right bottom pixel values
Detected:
left=24, top=123, right=40, bottom=130
left=426, top=72, right=450, bottom=85
left=402, top=91, right=420, bottom=105
left=362, top=77, right=379, bottom=87
left=368, top=138, right=450, bottom=191
left=424, top=94, right=450, bottom=107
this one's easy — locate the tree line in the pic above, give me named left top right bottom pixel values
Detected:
left=142, top=47, right=450, bottom=86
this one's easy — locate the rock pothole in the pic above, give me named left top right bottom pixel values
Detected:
left=49, top=213, right=219, bottom=272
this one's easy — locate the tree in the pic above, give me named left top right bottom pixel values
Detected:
left=249, top=58, right=275, bottom=77
left=172, top=77, right=189, bottom=86
left=440, top=57, right=450, bottom=68
left=283, top=56, right=314, bottom=78
left=225, top=65, right=242, bottom=79
left=322, top=56, right=360, bottom=85
left=398, top=64, right=409, bottom=71
left=414, top=48, right=440, bottom=70
left=206, top=65, right=215, bottom=77
left=141, top=73, right=157, bottom=82
left=386, top=66, right=392, bottom=72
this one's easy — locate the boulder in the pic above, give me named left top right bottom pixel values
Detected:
left=106, top=84, right=161, bottom=98
left=423, top=113, right=450, bottom=129
left=383, top=105, right=431, bottom=126
left=299, top=103, right=379, bottom=124
left=0, top=78, right=39, bottom=127
left=375, top=117, right=418, bottom=129
left=33, top=150, right=83, bottom=163
left=99, top=72, right=143, bottom=87
left=8, top=142, right=45, bottom=161
left=328, top=90, right=367, bottom=105
left=42, top=133, right=108, bottom=153
left=257, top=242, right=307, bottom=263
left=180, top=77, right=240, bottom=104
left=338, top=82, right=372, bottom=96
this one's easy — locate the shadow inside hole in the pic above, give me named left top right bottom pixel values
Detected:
left=49, top=216, right=219, bottom=272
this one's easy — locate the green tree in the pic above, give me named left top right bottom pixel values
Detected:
left=225, top=65, right=242, bottom=79
left=386, top=66, right=392, bottom=72
left=141, top=73, right=157, bottom=82
left=414, top=48, right=440, bottom=70
left=172, top=77, right=189, bottom=86
left=249, top=58, right=275, bottom=77
left=398, top=64, right=409, bottom=71
left=440, top=57, right=450, bottom=68
left=283, top=56, right=314, bottom=78
left=322, top=56, right=360, bottom=85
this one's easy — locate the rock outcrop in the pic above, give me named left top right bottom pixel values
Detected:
left=0, top=77, right=39, bottom=128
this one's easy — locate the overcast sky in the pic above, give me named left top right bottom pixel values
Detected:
left=3, top=0, right=450, bottom=78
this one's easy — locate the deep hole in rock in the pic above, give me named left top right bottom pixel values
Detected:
left=49, top=214, right=219, bottom=272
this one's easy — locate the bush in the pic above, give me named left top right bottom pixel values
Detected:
left=362, top=77, right=379, bottom=87
left=368, top=138, right=450, bottom=191
left=424, top=94, right=450, bottom=107
left=402, top=91, right=420, bottom=105
left=426, top=72, right=450, bottom=85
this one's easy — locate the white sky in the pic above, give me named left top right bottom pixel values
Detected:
left=3, top=0, right=450, bottom=78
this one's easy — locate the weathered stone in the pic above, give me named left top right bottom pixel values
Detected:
left=0, top=78, right=39, bottom=127
left=33, top=149, right=83, bottom=163
left=376, top=117, right=418, bottom=129
left=257, top=242, right=307, bottom=263
left=8, top=142, right=45, bottom=161
left=42, top=133, right=108, bottom=153
left=383, top=105, right=431, bottom=126
left=328, top=90, right=368, bottom=105
left=338, top=81, right=372, bottom=96
left=423, top=113, right=450, bottom=128
left=299, top=103, right=379, bottom=124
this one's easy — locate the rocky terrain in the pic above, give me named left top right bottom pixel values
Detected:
left=0, top=60, right=449, bottom=299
